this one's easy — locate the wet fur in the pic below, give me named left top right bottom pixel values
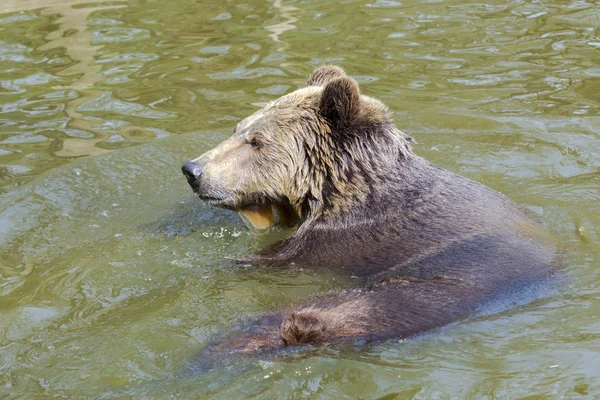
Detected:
left=186, top=66, right=559, bottom=366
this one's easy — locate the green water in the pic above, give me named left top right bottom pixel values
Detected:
left=1, top=0, right=599, bottom=398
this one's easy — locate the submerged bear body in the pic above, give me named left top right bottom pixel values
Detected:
left=182, top=66, right=558, bottom=360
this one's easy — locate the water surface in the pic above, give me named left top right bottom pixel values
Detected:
left=1, top=0, right=599, bottom=398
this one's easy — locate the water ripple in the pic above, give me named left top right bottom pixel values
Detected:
left=0, top=0, right=599, bottom=398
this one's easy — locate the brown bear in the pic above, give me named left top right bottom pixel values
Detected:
left=182, top=66, right=558, bottom=361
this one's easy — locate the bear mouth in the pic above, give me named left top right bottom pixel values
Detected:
left=191, top=185, right=235, bottom=207
left=194, top=191, right=299, bottom=230
left=237, top=200, right=299, bottom=230
left=186, top=176, right=297, bottom=228
left=197, top=194, right=228, bottom=203
left=237, top=202, right=278, bottom=229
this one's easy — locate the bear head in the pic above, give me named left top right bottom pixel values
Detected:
left=182, top=66, right=413, bottom=229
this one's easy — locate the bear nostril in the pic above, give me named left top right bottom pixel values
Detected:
left=182, top=161, right=203, bottom=184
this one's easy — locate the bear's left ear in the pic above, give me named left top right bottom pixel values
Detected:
left=307, top=65, right=347, bottom=86
left=319, top=76, right=361, bottom=128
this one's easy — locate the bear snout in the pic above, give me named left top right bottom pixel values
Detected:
left=181, top=161, right=203, bottom=187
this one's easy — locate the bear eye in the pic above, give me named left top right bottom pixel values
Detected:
left=248, top=137, right=263, bottom=149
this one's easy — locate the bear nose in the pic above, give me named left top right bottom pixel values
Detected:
left=182, top=161, right=203, bottom=184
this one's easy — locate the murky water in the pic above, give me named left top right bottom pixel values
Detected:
left=1, top=0, right=599, bottom=398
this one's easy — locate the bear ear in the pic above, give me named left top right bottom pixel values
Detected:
left=319, top=76, right=361, bottom=128
left=307, top=65, right=348, bottom=86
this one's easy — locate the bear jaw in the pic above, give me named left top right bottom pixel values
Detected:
left=238, top=200, right=299, bottom=230
left=238, top=203, right=276, bottom=229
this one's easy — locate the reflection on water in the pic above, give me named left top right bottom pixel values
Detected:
left=39, top=1, right=125, bottom=157
left=0, top=0, right=599, bottom=398
left=266, top=0, right=299, bottom=51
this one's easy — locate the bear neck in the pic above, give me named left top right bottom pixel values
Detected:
left=267, top=153, right=435, bottom=268
left=291, top=122, right=413, bottom=222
